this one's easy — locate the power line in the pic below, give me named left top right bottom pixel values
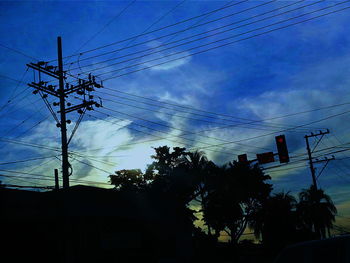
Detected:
left=98, top=105, right=282, bottom=153
left=1, top=184, right=54, bottom=190
left=0, top=104, right=46, bottom=138
left=97, top=1, right=348, bottom=78
left=0, top=69, right=29, bottom=113
left=71, top=0, right=188, bottom=75
left=101, top=5, right=350, bottom=81
left=88, top=113, right=242, bottom=156
left=71, top=0, right=314, bottom=72
left=58, top=0, right=250, bottom=61
left=190, top=109, right=350, bottom=151
left=83, top=106, right=350, bottom=155
left=70, top=155, right=113, bottom=174
left=0, top=156, right=56, bottom=166
left=67, top=0, right=280, bottom=67
left=0, top=171, right=111, bottom=186
left=67, top=0, right=137, bottom=61
left=13, top=115, right=51, bottom=139
left=97, top=91, right=324, bottom=132
left=101, top=89, right=349, bottom=125
left=0, top=43, right=38, bottom=61
left=0, top=89, right=37, bottom=119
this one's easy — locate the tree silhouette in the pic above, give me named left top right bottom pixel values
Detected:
left=249, top=192, right=298, bottom=249
left=109, top=146, right=338, bottom=249
left=202, top=161, right=272, bottom=243
left=109, top=169, right=146, bottom=191
left=297, top=185, right=337, bottom=239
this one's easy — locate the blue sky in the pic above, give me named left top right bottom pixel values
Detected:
left=1, top=0, right=350, bottom=229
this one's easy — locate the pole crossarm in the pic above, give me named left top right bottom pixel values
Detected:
left=27, top=62, right=64, bottom=79
left=62, top=100, right=96, bottom=114
left=28, top=82, right=60, bottom=97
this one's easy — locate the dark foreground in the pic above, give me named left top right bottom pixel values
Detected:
left=1, top=186, right=349, bottom=263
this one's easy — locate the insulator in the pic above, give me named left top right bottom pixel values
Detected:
left=42, top=94, right=48, bottom=98
left=38, top=61, right=46, bottom=66
left=32, top=90, right=39, bottom=94
left=53, top=102, right=59, bottom=106
left=77, top=109, right=83, bottom=114
left=86, top=106, right=92, bottom=111
left=67, top=102, right=71, bottom=106
left=66, top=120, right=71, bottom=124
left=95, top=103, right=100, bottom=108
left=86, top=87, right=94, bottom=92
left=89, top=95, right=94, bottom=99
left=56, top=123, right=61, bottom=128
left=46, top=65, right=54, bottom=70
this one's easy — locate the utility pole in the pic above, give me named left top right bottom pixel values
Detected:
left=27, top=36, right=103, bottom=189
left=304, top=129, right=330, bottom=189
left=57, top=37, right=69, bottom=188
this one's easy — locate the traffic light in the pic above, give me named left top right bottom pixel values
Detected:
left=275, top=135, right=289, bottom=163
left=256, top=152, right=275, bottom=164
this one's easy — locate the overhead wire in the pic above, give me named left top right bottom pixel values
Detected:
left=81, top=103, right=350, bottom=154
left=0, top=89, right=33, bottom=118
left=100, top=4, right=350, bottom=81
left=0, top=104, right=47, bottom=138
left=57, top=0, right=250, bottom=61
left=64, top=0, right=138, bottom=66
left=72, top=0, right=188, bottom=75
left=189, top=109, right=350, bottom=151
left=102, top=88, right=349, bottom=126
left=96, top=91, right=324, bottom=132
left=97, top=2, right=349, bottom=79
left=97, top=105, right=280, bottom=152
left=13, top=115, right=51, bottom=139
left=71, top=0, right=316, bottom=73
left=70, top=155, right=113, bottom=174
left=67, top=0, right=280, bottom=68
left=0, top=43, right=38, bottom=61
left=87, top=113, right=246, bottom=156
left=0, top=69, right=29, bottom=113
left=0, top=170, right=111, bottom=186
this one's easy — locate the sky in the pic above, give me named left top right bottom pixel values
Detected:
left=0, top=0, right=350, bottom=232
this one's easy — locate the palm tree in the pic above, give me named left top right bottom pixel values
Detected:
left=249, top=192, right=298, bottom=248
left=297, top=185, right=337, bottom=239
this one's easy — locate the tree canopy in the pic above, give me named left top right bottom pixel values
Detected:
left=109, top=145, right=337, bottom=245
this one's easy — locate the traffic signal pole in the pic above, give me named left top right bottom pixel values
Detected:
left=57, top=37, right=70, bottom=188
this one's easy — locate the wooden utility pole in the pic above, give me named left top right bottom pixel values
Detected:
left=57, top=37, right=70, bottom=188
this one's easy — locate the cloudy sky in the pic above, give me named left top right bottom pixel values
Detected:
left=0, top=0, right=350, bottom=230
